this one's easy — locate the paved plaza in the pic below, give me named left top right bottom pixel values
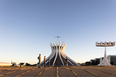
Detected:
left=0, top=66, right=116, bottom=77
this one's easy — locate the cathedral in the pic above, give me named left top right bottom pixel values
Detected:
left=39, top=42, right=80, bottom=66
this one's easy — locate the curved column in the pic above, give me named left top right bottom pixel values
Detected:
left=41, top=43, right=56, bottom=66
left=59, top=42, right=64, bottom=66
left=52, top=42, right=58, bottom=66
left=40, top=41, right=80, bottom=66
left=61, top=43, right=80, bottom=66
left=45, top=45, right=55, bottom=65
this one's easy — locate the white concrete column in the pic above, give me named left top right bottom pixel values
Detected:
left=59, top=42, right=64, bottom=66
left=52, top=42, right=58, bottom=66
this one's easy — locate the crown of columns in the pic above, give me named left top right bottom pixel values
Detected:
left=39, top=41, right=80, bottom=66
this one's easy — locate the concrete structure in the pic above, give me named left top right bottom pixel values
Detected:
left=100, top=57, right=104, bottom=63
left=96, top=41, right=115, bottom=66
left=40, top=42, right=80, bottom=66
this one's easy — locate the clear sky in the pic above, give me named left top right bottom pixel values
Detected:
left=0, top=0, right=116, bottom=64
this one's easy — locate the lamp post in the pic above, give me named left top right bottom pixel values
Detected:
left=96, top=41, right=115, bottom=66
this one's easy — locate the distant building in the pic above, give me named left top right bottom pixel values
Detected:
left=107, top=55, right=116, bottom=65
left=89, top=58, right=100, bottom=65
left=90, top=59, right=96, bottom=65
left=95, top=58, right=100, bottom=65
left=91, top=55, right=116, bottom=66
left=85, top=55, right=116, bottom=66
left=85, top=61, right=90, bottom=65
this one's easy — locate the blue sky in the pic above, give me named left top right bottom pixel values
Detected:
left=0, top=0, right=116, bottom=64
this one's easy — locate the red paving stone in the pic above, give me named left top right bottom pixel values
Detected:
left=0, top=70, right=14, bottom=76
left=0, top=66, right=116, bottom=77
left=58, top=67, right=76, bottom=77
left=39, top=67, right=56, bottom=77
left=85, top=69, right=115, bottom=77
left=3, top=70, right=27, bottom=77
left=69, top=67, right=96, bottom=77
left=21, top=68, right=45, bottom=77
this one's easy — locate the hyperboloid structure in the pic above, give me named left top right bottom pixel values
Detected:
left=40, top=42, right=80, bottom=66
